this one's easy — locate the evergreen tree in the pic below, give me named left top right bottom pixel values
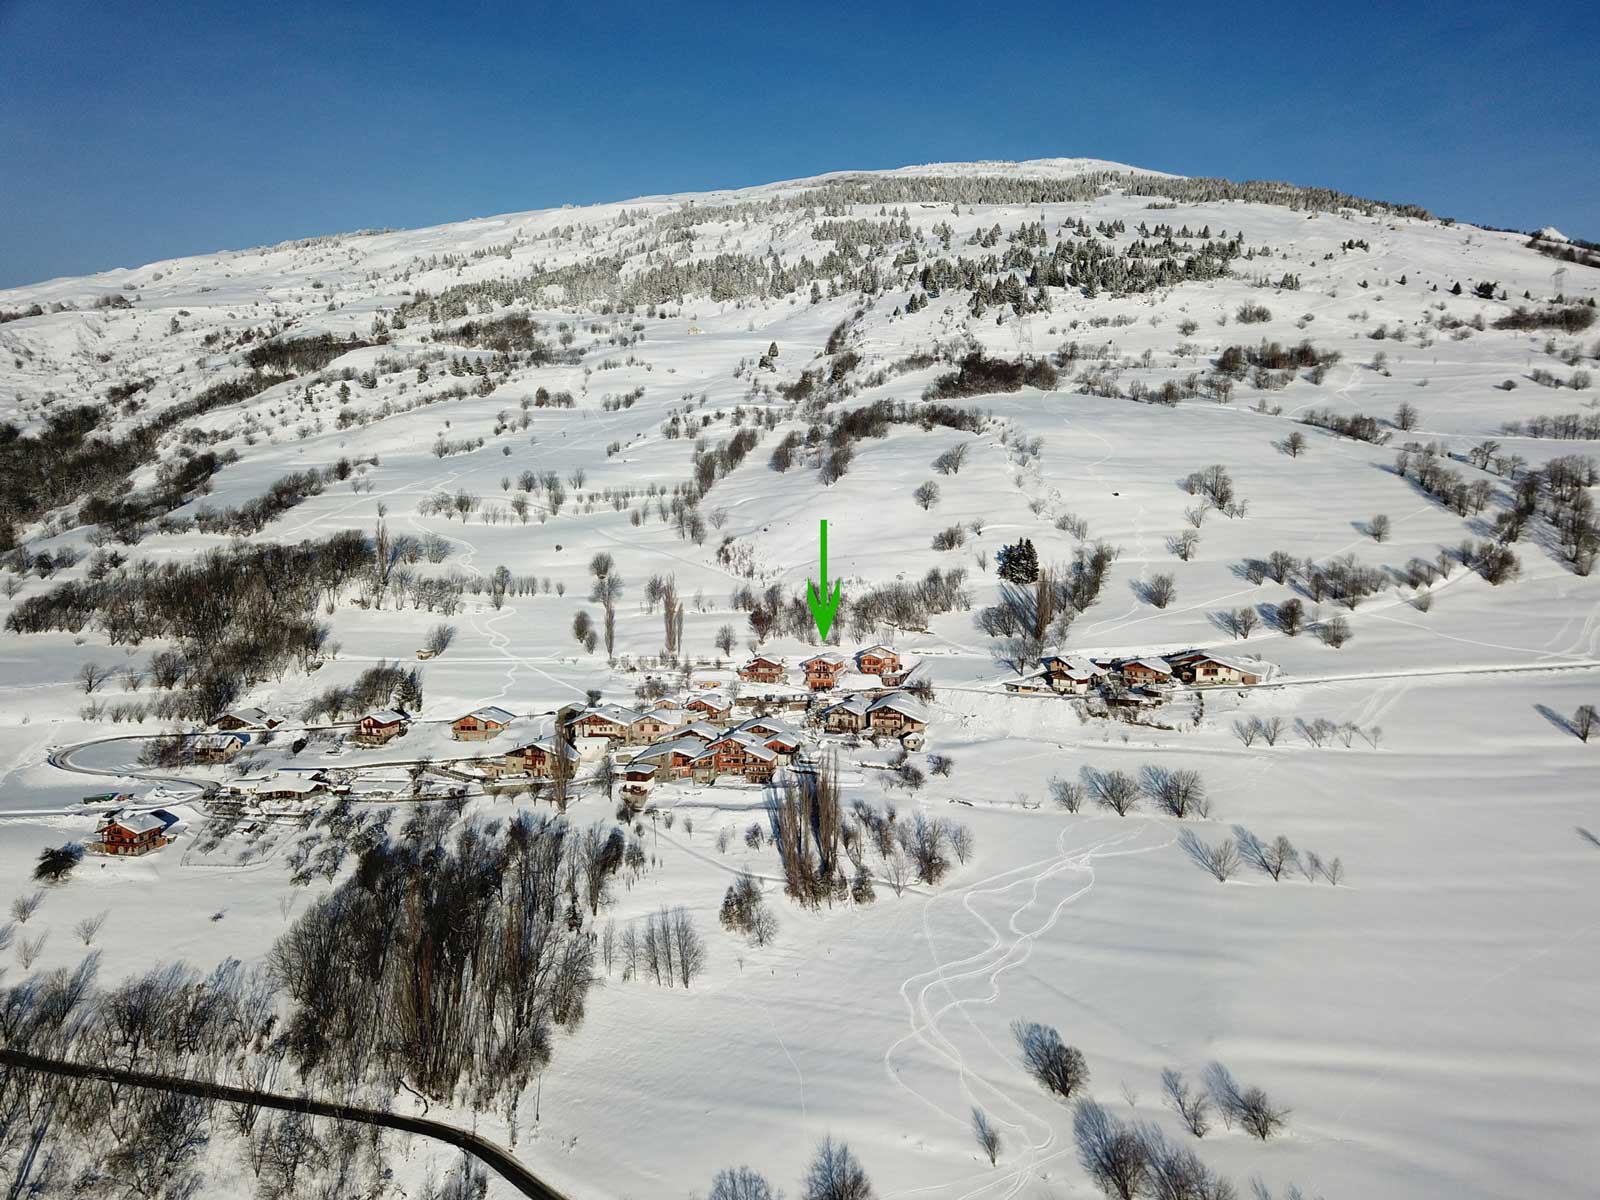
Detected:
left=998, top=538, right=1039, bottom=584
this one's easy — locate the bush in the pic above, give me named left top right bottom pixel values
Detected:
left=1236, top=303, right=1272, bottom=324
left=925, top=352, right=1058, bottom=399
left=1013, top=1020, right=1090, bottom=1099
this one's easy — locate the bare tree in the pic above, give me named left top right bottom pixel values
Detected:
left=1179, top=830, right=1240, bottom=882
left=1140, top=766, right=1209, bottom=818
left=1012, top=1020, right=1090, bottom=1100
left=78, top=662, right=115, bottom=694
left=1143, top=573, right=1177, bottom=608
left=717, top=624, right=737, bottom=657
left=1161, top=1067, right=1210, bottom=1137
left=670, top=905, right=706, bottom=987
left=11, top=890, right=44, bottom=924
left=913, top=480, right=941, bottom=510
left=1369, top=513, right=1391, bottom=542
left=1574, top=703, right=1597, bottom=743
left=1135, top=1122, right=1228, bottom=1199
left=1231, top=607, right=1259, bottom=639
left=709, top=1167, right=779, bottom=1200
left=1259, top=716, right=1286, bottom=747
left=1085, top=768, right=1139, bottom=816
left=1233, top=718, right=1260, bottom=748
left=1204, top=1061, right=1288, bottom=1140
left=1050, top=776, right=1086, bottom=812
left=972, top=1107, right=1001, bottom=1165
left=74, top=911, right=108, bottom=945
left=803, top=1136, right=874, bottom=1200
left=1073, top=1099, right=1148, bottom=1199
left=424, top=623, right=458, bottom=656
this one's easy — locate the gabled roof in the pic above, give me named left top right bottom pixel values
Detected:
left=1042, top=654, right=1107, bottom=678
left=631, top=737, right=703, bottom=764
left=242, top=773, right=323, bottom=795
left=1185, top=651, right=1263, bottom=674
left=1123, top=656, right=1173, bottom=675
left=823, top=695, right=871, bottom=717
left=574, top=703, right=644, bottom=725
left=643, top=707, right=684, bottom=724
left=856, top=644, right=897, bottom=659
left=687, top=692, right=732, bottom=709
left=461, top=705, right=516, bottom=726
left=697, top=736, right=778, bottom=763
left=105, top=813, right=164, bottom=835
left=736, top=716, right=800, bottom=739
left=673, top=720, right=725, bottom=742
left=867, top=692, right=928, bottom=721
left=742, top=654, right=785, bottom=667
left=507, top=737, right=579, bottom=760
left=219, top=706, right=273, bottom=726
left=801, top=652, right=847, bottom=668
left=362, top=708, right=408, bottom=725
left=193, top=732, right=248, bottom=750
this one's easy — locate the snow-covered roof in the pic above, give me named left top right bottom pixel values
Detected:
left=1124, top=657, right=1173, bottom=675
left=867, top=692, right=928, bottom=721
left=1186, top=651, right=1263, bottom=674
left=105, top=813, right=165, bottom=835
left=696, top=736, right=778, bottom=763
left=362, top=708, right=408, bottom=725
left=823, top=695, right=870, bottom=716
left=462, top=705, right=516, bottom=726
left=802, top=653, right=847, bottom=667
left=218, top=706, right=273, bottom=726
left=856, top=644, right=897, bottom=659
left=632, top=736, right=703, bottom=764
left=508, top=737, right=579, bottom=760
left=1044, top=654, right=1108, bottom=679
left=737, top=716, right=800, bottom=740
left=193, top=732, right=248, bottom=750
left=575, top=704, right=644, bottom=725
left=742, top=654, right=785, bottom=667
left=687, top=692, right=732, bottom=710
left=672, top=720, right=724, bottom=742
left=242, top=774, right=323, bottom=795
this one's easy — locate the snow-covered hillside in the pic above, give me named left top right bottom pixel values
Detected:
left=0, top=159, right=1596, bottom=1200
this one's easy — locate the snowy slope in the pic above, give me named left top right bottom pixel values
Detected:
left=1, top=159, right=1597, bottom=1200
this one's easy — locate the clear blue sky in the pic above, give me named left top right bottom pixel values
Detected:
left=2, top=0, right=1596, bottom=289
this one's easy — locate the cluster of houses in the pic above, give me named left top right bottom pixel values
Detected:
left=456, top=646, right=930, bottom=800
left=185, top=643, right=932, bottom=809
left=1007, top=648, right=1269, bottom=706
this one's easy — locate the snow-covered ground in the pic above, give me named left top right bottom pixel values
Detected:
left=1, top=159, right=1597, bottom=1199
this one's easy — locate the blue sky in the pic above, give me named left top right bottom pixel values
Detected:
left=2, top=0, right=1596, bottom=288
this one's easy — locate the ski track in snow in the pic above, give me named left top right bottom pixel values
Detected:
left=880, top=821, right=1174, bottom=1199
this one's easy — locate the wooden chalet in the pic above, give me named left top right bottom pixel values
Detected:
left=738, top=654, right=787, bottom=684
left=500, top=738, right=578, bottom=778
left=802, top=654, right=848, bottom=691
left=353, top=709, right=409, bottom=746
left=684, top=692, right=733, bottom=721
left=855, top=645, right=901, bottom=678
left=91, top=813, right=171, bottom=856
left=1171, top=651, right=1265, bottom=686
left=192, top=732, right=248, bottom=763
left=820, top=695, right=870, bottom=733
left=451, top=706, right=515, bottom=741
left=1118, top=657, right=1174, bottom=687
left=213, top=706, right=281, bottom=732
left=866, top=692, right=928, bottom=738
left=1039, top=655, right=1109, bottom=695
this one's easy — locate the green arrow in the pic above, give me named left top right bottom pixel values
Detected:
left=806, top=518, right=843, bottom=640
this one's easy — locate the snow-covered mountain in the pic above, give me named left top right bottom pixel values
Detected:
left=0, top=160, right=1596, bottom=1200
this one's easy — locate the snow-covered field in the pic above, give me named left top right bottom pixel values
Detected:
left=1, top=158, right=1596, bottom=1199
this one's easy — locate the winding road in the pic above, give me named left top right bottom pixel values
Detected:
left=0, top=1047, right=570, bottom=1200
